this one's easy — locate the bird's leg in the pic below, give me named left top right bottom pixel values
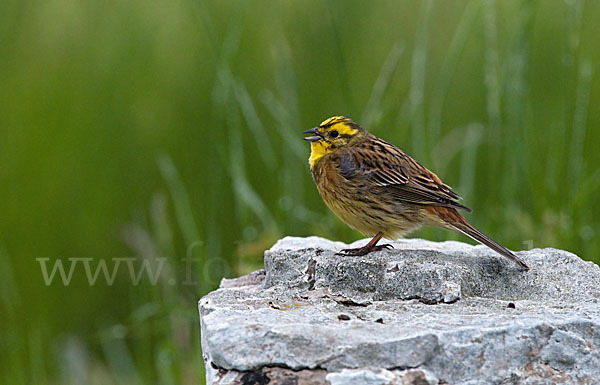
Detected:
left=336, top=231, right=393, bottom=256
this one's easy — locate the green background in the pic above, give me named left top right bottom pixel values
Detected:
left=1, top=0, right=599, bottom=383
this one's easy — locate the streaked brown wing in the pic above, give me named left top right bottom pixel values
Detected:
left=350, top=135, right=472, bottom=212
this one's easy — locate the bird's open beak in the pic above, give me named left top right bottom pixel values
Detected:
left=302, top=127, right=322, bottom=142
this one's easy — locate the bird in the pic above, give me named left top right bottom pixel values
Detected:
left=303, top=116, right=529, bottom=270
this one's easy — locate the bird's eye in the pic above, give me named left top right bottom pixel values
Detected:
left=330, top=130, right=339, bottom=138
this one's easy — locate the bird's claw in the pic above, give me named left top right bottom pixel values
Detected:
left=336, top=243, right=394, bottom=256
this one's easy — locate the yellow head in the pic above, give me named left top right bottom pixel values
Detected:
left=302, top=116, right=366, bottom=168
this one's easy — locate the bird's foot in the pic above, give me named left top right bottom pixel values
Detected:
left=336, top=243, right=393, bottom=256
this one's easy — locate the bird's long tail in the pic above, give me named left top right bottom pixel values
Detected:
left=427, top=206, right=529, bottom=270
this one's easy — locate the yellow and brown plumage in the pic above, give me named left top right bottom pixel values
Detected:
left=303, top=116, right=529, bottom=270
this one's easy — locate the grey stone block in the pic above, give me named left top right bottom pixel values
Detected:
left=199, top=236, right=600, bottom=384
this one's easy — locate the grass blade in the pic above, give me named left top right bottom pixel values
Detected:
left=361, top=42, right=404, bottom=128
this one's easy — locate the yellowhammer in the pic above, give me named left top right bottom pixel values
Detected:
left=303, top=116, right=528, bottom=270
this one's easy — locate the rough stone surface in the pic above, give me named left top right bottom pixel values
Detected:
left=199, top=236, right=600, bottom=384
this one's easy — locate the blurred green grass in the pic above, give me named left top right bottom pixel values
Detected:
left=1, top=0, right=599, bottom=383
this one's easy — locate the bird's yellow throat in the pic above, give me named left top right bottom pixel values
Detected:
left=308, top=141, right=331, bottom=169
